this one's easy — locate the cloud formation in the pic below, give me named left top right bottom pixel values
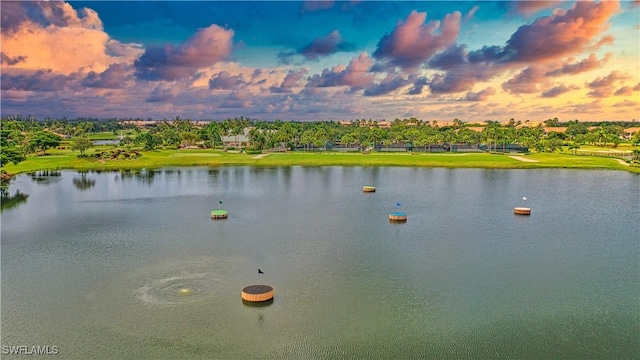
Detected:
left=1, top=53, right=26, bottom=66
left=270, top=68, right=308, bottom=93
left=586, top=70, right=630, bottom=97
left=541, top=84, right=579, bottom=98
left=306, top=52, right=374, bottom=89
left=83, top=63, right=132, bottom=89
left=502, top=65, right=552, bottom=94
left=545, top=53, right=612, bottom=76
left=508, top=1, right=562, bottom=16
left=363, top=73, right=413, bottom=96
left=373, top=10, right=461, bottom=69
left=134, top=25, right=234, bottom=81
left=1, top=70, right=81, bottom=92
left=0, top=1, right=637, bottom=122
left=1, top=1, right=141, bottom=75
left=462, top=87, right=496, bottom=101
left=469, top=1, right=620, bottom=63
left=209, top=71, right=246, bottom=90
left=1, top=1, right=102, bottom=34
left=300, top=30, right=353, bottom=60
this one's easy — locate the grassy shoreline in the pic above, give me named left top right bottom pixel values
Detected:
left=3, top=148, right=639, bottom=175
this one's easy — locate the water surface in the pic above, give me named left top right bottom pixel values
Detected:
left=2, top=167, right=638, bottom=359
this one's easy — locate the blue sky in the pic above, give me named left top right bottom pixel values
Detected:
left=1, top=1, right=639, bottom=122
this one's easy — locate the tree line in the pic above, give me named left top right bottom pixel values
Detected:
left=2, top=116, right=639, bottom=169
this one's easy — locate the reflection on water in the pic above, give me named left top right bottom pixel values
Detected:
left=0, top=189, right=28, bottom=211
left=1, top=167, right=638, bottom=359
left=72, top=173, right=96, bottom=191
left=117, top=168, right=157, bottom=185
left=30, top=170, right=62, bottom=184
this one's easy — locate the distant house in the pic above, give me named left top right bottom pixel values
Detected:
left=377, top=121, right=391, bottom=129
left=222, top=128, right=250, bottom=148
left=623, top=127, right=640, bottom=140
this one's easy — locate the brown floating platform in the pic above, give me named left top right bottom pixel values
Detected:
left=388, top=211, right=407, bottom=222
left=514, top=207, right=531, bottom=215
left=241, top=284, right=274, bottom=302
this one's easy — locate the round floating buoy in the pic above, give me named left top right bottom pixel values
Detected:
left=388, top=211, right=407, bottom=222
left=241, top=284, right=274, bottom=302
left=362, top=185, right=376, bottom=192
left=514, top=207, right=531, bottom=215
left=211, top=209, right=228, bottom=219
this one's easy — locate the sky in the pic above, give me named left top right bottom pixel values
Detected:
left=1, top=1, right=639, bottom=122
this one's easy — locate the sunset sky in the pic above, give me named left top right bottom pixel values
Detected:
left=1, top=1, right=639, bottom=122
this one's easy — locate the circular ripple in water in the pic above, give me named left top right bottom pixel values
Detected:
left=134, top=272, right=220, bottom=305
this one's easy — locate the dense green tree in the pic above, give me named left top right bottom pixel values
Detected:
left=632, top=131, right=640, bottom=146
left=28, top=131, right=61, bottom=155
left=200, top=122, right=222, bottom=148
left=0, top=128, right=26, bottom=167
left=71, top=137, right=93, bottom=156
left=135, top=132, right=157, bottom=150
left=565, top=122, right=588, bottom=139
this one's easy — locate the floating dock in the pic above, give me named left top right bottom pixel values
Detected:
left=513, top=207, right=531, bottom=215
left=241, top=284, right=274, bottom=302
left=362, top=185, right=376, bottom=192
left=388, top=211, right=407, bottom=222
left=211, top=209, right=228, bottom=219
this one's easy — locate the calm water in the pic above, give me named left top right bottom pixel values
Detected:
left=1, top=167, right=638, bottom=359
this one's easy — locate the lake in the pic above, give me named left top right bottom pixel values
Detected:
left=1, top=167, right=638, bottom=359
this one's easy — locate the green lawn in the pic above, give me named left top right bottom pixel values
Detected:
left=3, top=148, right=638, bottom=175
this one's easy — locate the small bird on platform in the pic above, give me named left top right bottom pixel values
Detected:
left=258, top=269, right=264, bottom=274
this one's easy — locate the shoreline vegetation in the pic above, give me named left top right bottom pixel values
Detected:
left=2, top=117, right=639, bottom=178
left=3, top=148, right=639, bottom=175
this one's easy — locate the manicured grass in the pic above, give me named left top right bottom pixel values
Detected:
left=3, top=148, right=638, bottom=174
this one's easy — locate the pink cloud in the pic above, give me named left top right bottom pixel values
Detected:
left=612, top=99, right=639, bottom=107
left=208, top=71, right=246, bottom=90
left=373, top=10, right=461, bottom=69
left=541, top=84, right=579, bottom=98
left=586, top=70, right=630, bottom=97
left=1, top=2, right=141, bottom=75
left=504, top=1, right=620, bottom=62
left=613, top=86, right=634, bottom=96
left=306, top=53, right=374, bottom=89
left=462, top=87, right=496, bottom=101
left=1, top=1, right=102, bottom=34
left=429, top=62, right=498, bottom=94
left=134, top=25, right=234, bottom=81
left=502, top=65, right=552, bottom=94
left=270, top=68, right=308, bottom=93
left=508, top=1, right=562, bottom=16
left=464, top=5, right=480, bottom=21
left=545, top=53, right=612, bottom=76
left=469, top=1, right=620, bottom=64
